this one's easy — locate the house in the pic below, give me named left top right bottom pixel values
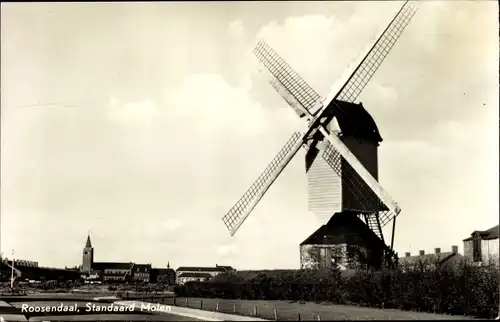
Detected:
left=177, top=272, right=213, bottom=284
left=463, top=225, right=499, bottom=266
left=398, top=246, right=463, bottom=271
left=92, top=262, right=134, bottom=283
left=175, top=264, right=234, bottom=285
left=300, top=211, right=389, bottom=270
left=132, top=263, right=151, bottom=283
left=151, top=263, right=176, bottom=284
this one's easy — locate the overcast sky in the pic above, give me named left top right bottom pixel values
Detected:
left=1, top=1, right=498, bottom=270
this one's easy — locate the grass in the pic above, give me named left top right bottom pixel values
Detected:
left=141, top=296, right=475, bottom=321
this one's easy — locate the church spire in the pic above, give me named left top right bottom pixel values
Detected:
left=85, top=233, right=92, bottom=248
left=167, top=261, right=170, bottom=269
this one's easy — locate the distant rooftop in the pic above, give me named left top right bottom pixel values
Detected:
left=92, top=262, right=134, bottom=270
left=176, top=265, right=234, bottom=273
left=399, top=246, right=461, bottom=266
left=85, top=235, right=92, bottom=248
left=463, top=225, right=499, bottom=241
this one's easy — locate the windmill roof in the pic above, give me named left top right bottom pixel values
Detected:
left=300, top=211, right=387, bottom=249
left=332, top=100, right=383, bottom=143
left=463, top=225, right=499, bottom=241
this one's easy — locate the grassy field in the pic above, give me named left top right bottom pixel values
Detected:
left=141, top=296, right=475, bottom=320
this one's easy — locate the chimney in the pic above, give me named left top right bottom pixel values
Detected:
left=434, top=248, right=441, bottom=254
left=405, top=252, right=411, bottom=257
left=419, top=250, right=425, bottom=256
left=451, top=245, right=458, bottom=254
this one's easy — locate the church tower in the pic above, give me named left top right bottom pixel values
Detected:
left=81, top=234, right=94, bottom=273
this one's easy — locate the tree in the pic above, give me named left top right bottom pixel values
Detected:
left=306, top=247, right=322, bottom=269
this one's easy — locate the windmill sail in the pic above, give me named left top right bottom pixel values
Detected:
left=310, top=0, right=419, bottom=225
left=222, top=132, right=305, bottom=236
left=325, top=0, right=420, bottom=105
left=254, top=40, right=323, bottom=118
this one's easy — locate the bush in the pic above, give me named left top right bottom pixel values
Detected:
left=175, top=261, right=499, bottom=318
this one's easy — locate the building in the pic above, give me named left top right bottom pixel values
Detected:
left=303, top=102, right=397, bottom=269
left=463, top=225, right=499, bottom=266
left=132, top=264, right=152, bottom=283
left=177, top=272, right=213, bottom=284
left=92, top=262, right=134, bottom=283
left=306, top=101, right=384, bottom=224
left=80, top=234, right=154, bottom=283
left=300, top=211, right=388, bottom=270
left=6, top=259, right=38, bottom=268
left=176, top=265, right=234, bottom=285
left=398, top=246, right=463, bottom=271
left=1, top=258, right=80, bottom=282
left=151, top=263, right=176, bottom=284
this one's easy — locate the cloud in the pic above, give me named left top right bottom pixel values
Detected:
left=107, top=96, right=159, bottom=123
left=254, top=4, right=401, bottom=97
left=161, top=73, right=302, bottom=137
left=227, top=19, right=244, bottom=38
left=216, top=245, right=236, bottom=256
left=375, top=84, right=399, bottom=105
left=161, top=218, right=182, bottom=231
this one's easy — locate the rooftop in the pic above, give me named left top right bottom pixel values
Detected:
left=177, top=265, right=233, bottom=273
left=133, top=264, right=151, bottom=272
left=92, top=262, right=134, bottom=270
left=399, top=252, right=458, bottom=265
left=331, top=100, right=383, bottom=143
left=300, top=211, right=387, bottom=249
left=152, top=268, right=175, bottom=274
left=463, top=225, right=499, bottom=241
left=85, top=235, right=92, bottom=248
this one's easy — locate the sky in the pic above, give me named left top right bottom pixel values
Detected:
left=1, top=1, right=498, bottom=270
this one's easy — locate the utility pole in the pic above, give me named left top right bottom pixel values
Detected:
left=10, top=249, right=15, bottom=288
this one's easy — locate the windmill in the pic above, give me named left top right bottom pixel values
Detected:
left=222, top=1, right=420, bottom=267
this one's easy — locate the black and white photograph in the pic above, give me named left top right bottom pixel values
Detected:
left=0, top=0, right=498, bottom=321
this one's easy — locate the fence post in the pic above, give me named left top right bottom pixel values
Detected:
left=317, top=315, right=321, bottom=321
left=273, top=308, right=278, bottom=321
left=161, top=296, right=164, bottom=304
left=297, top=311, right=301, bottom=321
left=201, top=300, right=203, bottom=310
left=216, top=301, right=219, bottom=312
left=253, top=305, right=257, bottom=317
left=233, top=303, right=236, bottom=313
left=173, top=297, right=177, bottom=306
left=186, top=298, right=188, bottom=307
